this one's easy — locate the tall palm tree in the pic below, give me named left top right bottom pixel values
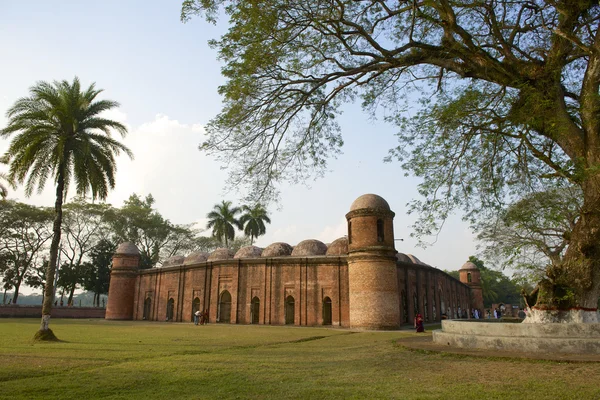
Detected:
left=240, top=204, right=271, bottom=245
left=0, top=77, right=133, bottom=340
left=206, top=201, right=242, bottom=247
left=0, top=172, right=8, bottom=199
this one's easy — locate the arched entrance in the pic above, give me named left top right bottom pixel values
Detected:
left=166, top=298, right=175, bottom=321
left=322, top=297, right=332, bottom=325
left=285, top=295, right=295, bottom=325
left=143, top=297, right=152, bottom=320
left=192, top=297, right=201, bottom=322
left=218, top=290, right=232, bottom=323
left=401, top=291, right=408, bottom=323
left=251, top=296, right=260, bottom=324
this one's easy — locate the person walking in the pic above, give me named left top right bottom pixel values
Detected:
left=194, top=310, right=201, bottom=325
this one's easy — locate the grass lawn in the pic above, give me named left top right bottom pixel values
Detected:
left=0, top=319, right=598, bottom=399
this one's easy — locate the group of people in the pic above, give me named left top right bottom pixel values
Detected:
left=193, top=309, right=208, bottom=325
left=471, top=308, right=484, bottom=319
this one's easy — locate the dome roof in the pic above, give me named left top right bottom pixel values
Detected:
left=115, top=242, right=140, bottom=255
left=350, top=194, right=390, bottom=212
left=460, top=261, right=479, bottom=271
left=406, top=254, right=422, bottom=264
left=163, top=255, right=185, bottom=267
left=207, top=248, right=234, bottom=261
left=183, top=252, right=208, bottom=265
left=291, top=239, right=328, bottom=256
left=396, top=253, right=413, bottom=263
left=262, top=242, right=293, bottom=257
left=326, top=237, right=348, bottom=255
left=234, top=246, right=263, bottom=259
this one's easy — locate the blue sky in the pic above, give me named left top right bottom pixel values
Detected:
left=0, top=1, right=477, bottom=282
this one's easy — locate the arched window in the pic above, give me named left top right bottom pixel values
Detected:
left=166, top=298, right=175, bottom=321
left=432, top=290, right=437, bottom=321
left=218, top=290, right=232, bottom=323
left=423, top=295, right=428, bottom=322
left=467, top=272, right=472, bottom=283
left=322, top=297, right=332, bottom=325
left=401, top=291, right=408, bottom=323
left=143, top=297, right=152, bottom=320
left=377, top=219, right=384, bottom=242
left=440, top=290, right=445, bottom=318
left=285, top=295, right=295, bottom=325
left=192, top=297, right=201, bottom=322
left=251, top=296, right=260, bottom=324
left=348, top=221, right=352, bottom=244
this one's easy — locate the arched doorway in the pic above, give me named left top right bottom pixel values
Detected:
left=143, top=297, right=152, bottom=320
left=423, top=295, right=428, bottom=321
left=166, top=298, right=175, bottom=321
left=218, top=290, right=232, bottom=323
left=192, top=297, right=201, bottom=322
left=251, top=296, right=260, bottom=324
left=413, top=293, right=418, bottom=318
left=285, top=295, right=295, bottom=325
left=322, top=297, right=332, bottom=325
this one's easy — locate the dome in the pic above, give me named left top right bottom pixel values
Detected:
left=234, top=246, right=263, bottom=259
left=349, top=194, right=390, bottom=212
left=460, top=261, right=479, bottom=271
left=291, top=239, right=328, bottom=256
left=183, top=252, right=208, bottom=265
left=162, top=255, right=185, bottom=267
left=396, top=253, right=413, bottom=263
left=326, top=237, right=348, bottom=255
left=262, top=242, right=293, bottom=257
left=115, top=242, right=140, bottom=255
left=207, top=248, right=234, bottom=261
left=406, top=254, right=422, bottom=264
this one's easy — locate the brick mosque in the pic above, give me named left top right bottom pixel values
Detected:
left=105, top=194, right=484, bottom=329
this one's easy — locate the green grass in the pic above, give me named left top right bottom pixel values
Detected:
left=0, top=319, right=598, bottom=399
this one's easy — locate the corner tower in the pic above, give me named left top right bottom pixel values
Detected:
left=346, top=194, right=400, bottom=329
left=106, top=242, right=140, bottom=320
left=459, top=261, right=484, bottom=312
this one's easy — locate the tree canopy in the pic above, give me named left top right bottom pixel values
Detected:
left=182, top=0, right=600, bottom=317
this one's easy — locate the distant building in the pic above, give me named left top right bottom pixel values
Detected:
left=106, top=194, right=482, bottom=329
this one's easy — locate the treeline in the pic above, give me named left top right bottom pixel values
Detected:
left=0, top=194, right=270, bottom=306
left=446, top=256, right=532, bottom=308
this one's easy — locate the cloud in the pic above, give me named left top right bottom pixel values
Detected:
left=316, top=217, right=347, bottom=244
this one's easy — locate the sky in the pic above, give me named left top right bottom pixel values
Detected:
left=0, top=1, right=478, bottom=293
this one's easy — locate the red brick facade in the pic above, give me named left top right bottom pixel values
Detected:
left=106, top=194, right=477, bottom=329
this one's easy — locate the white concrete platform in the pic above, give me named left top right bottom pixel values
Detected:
left=432, top=320, right=600, bottom=354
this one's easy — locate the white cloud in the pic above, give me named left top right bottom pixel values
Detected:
left=316, top=217, right=347, bottom=244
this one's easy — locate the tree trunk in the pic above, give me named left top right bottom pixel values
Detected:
left=528, top=179, right=600, bottom=323
left=67, top=283, right=75, bottom=306
left=35, top=169, right=64, bottom=340
left=11, top=280, right=22, bottom=304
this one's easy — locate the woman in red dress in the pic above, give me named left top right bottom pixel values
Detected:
left=414, top=313, right=425, bottom=333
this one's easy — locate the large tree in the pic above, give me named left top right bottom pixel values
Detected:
left=0, top=77, right=132, bottom=339
left=239, top=204, right=271, bottom=245
left=106, top=193, right=198, bottom=268
left=477, top=187, right=582, bottom=283
left=206, top=200, right=242, bottom=246
left=182, top=0, right=600, bottom=322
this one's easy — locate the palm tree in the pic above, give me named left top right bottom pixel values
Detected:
left=206, top=201, right=242, bottom=247
left=0, top=172, right=8, bottom=199
left=0, top=77, right=133, bottom=340
left=240, top=204, right=271, bottom=245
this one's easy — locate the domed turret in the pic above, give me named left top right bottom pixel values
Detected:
left=106, top=242, right=140, bottom=320
left=459, top=260, right=484, bottom=311
left=345, top=194, right=400, bottom=330
left=162, top=255, right=185, bottom=267
left=183, top=252, right=208, bottom=265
